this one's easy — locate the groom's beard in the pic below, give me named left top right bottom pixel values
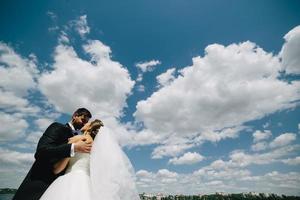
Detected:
left=72, top=122, right=84, bottom=130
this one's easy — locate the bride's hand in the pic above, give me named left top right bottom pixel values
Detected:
left=85, top=136, right=93, bottom=144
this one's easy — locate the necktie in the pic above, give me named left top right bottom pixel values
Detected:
left=72, top=130, right=82, bottom=135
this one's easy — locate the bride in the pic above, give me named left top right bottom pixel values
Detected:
left=40, top=119, right=140, bottom=200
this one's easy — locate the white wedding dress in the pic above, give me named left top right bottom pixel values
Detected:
left=40, top=128, right=140, bottom=200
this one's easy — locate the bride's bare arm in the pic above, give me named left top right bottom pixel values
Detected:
left=53, top=135, right=90, bottom=174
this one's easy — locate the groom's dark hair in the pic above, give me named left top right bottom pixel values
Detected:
left=73, top=108, right=92, bottom=118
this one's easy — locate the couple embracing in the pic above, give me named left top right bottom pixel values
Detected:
left=13, top=108, right=140, bottom=200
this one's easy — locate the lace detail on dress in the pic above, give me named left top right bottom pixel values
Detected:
left=65, top=153, right=90, bottom=175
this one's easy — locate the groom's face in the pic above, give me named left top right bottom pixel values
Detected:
left=72, top=114, right=90, bottom=130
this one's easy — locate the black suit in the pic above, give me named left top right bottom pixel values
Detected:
left=13, top=122, right=74, bottom=200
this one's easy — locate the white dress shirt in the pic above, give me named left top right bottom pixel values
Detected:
left=68, top=122, right=77, bottom=157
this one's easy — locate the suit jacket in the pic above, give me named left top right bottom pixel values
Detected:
left=13, top=122, right=73, bottom=200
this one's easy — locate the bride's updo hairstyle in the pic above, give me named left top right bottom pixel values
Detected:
left=86, top=119, right=104, bottom=139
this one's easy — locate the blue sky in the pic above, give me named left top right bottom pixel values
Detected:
left=1, top=0, right=300, bottom=195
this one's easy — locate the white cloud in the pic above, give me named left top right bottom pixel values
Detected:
left=209, top=159, right=228, bottom=170
left=39, top=39, right=134, bottom=119
left=0, top=147, right=35, bottom=188
left=58, top=31, right=70, bottom=44
left=137, top=85, right=145, bottom=92
left=168, top=152, right=204, bottom=165
left=0, top=112, right=28, bottom=141
left=206, top=180, right=223, bottom=186
left=127, top=129, right=162, bottom=147
left=0, top=42, right=38, bottom=96
left=136, top=73, right=143, bottom=82
left=136, top=164, right=300, bottom=195
left=151, top=142, right=194, bottom=159
left=253, top=130, right=272, bottom=143
left=24, top=118, right=55, bottom=144
left=0, top=42, right=40, bottom=114
left=263, top=122, right=270, bottom=129
left=269, top=133, right=296, bottom=148
left=83, top=40, right=111, bottom=61
left=156, top=68, right=176, bottom=87
left=229, top=145, right=300, bottom=167
left=196, top=126, right=246, bottom=143
left=251, top=142, right=268, bottom=152
left=136, top=170, right=154, bottom=178
left=136, top=60, right=161, bottom=73
left=134, top=40, right=300, bottom=157
left=0, top=147, right=34, bottom=166
left=0, top=89, right=28, bottom=109
left=25, top=131, right=43, bottom=144
left=157, top=169, right=178, bottom=178
left=280, top=25, right=300, bottom=74
left=47, top=11, right=57, bottom=21
left=48, top=26, right=59, bottom=32
left=73, top=15, right=90, bottom=38
left=136, top=169, right=183, bottom=194
left=135, top=166, right=300, bottom=195
left=282, top=156, right=300, bottom=165
left=135, top=60, right=161, bottom=83
left=0, top=42, right=56, bottom=146
left=34, top=118, right=53, bottom=131
left=34, top=118, right=53, bottom=130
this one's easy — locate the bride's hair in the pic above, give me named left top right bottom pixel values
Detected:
left=86, top=119, right=104, bottom=139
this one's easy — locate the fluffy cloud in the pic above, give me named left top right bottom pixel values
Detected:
left=280, top=25, right=300, bottom=74
left=136, top=170, right=154, bottom=178
left=0, top=90, right=29, bottom=110
left=136, top=169, right=180, bottom=193
left=0, top=147, right=34, bottom=166
left=135, top=60, right=161, bottom=86
left=251, top=131, right=296, bottom=152
left=0, top=43, right=38, bottom=96
left=135, top=40, right=300, bottom=158
left=0, top=112, right=28, bottom=141
left=136, top=85, right=145, bottom=92
left=251, top=130, right=272, bottom=151
left=136, top=166, right=300, bottom=195
left=39, top=40, right=134, bottom=119
left=0, top=42, right=58, bottom=147
left=229, top=145, right=300, bottom=167
left=168, top=152, right=204, bottom=165
left=156, top=68, right=176, bottom=87
left=34, top=118, right=54, bottom=131
left=157, top=169, right=178, bottom=179
left=0, top=147, right=34, bottom=188
left=251, top=142, right=268, bottom=152
left=269, top=133, right=296, bottom=148
left=252, top=130, right=272, bottom=143
left=24, top=118, right=55, bottom=144
left=151, top=142, right=194, bottom=159
left=136, top=60, right=161, bottom=73
left=0, top=42, right=40, bottom=114
left=0, top=42, right=40, bottom=142
left=72, top=15, right=90, bottom=38
left=282, top=156, right=300, bottom=165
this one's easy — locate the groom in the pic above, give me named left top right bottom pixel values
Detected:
left=13, top=108, right=93, bottom=200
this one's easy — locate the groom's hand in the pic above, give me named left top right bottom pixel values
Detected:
left=74, top=140, right=92, bottom=153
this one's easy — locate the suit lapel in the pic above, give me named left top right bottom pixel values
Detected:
left=65, top=123, right=74, bottom=137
